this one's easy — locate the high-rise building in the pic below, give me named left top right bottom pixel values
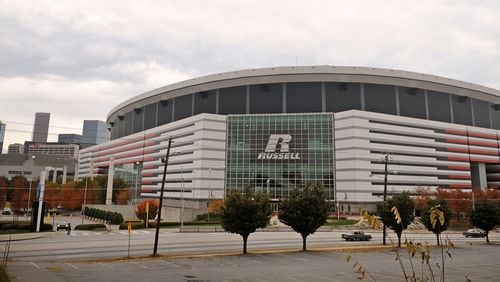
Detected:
left=7, top=143, right=24, bottom=154
left=0, top=121, right=5, bottom=154
left=32, top=112, right=50, bottom=143
left=58, top=134, right=83, bottom=144
left=82, top=120, right=109, bottom=145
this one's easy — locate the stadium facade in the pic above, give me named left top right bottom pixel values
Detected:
left=78, top=66, right=500, bottom=218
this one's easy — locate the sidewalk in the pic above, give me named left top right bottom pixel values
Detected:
left=0, top=231, right=52, bottom=242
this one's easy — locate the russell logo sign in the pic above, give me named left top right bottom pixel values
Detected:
left=257, top=134, right=301, bottom=160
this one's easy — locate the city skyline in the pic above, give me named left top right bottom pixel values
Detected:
left=2, top=1, right=500, bottom=151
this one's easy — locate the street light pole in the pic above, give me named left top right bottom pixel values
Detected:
left=153, top=136, right=172, bottom=256
left=27, top=155, right=35, bottom=219
left=383, top=152, right=389, bottom=246
left=135, top=161, right=140, bottom=204
left=266, top=179, right=270, bottom=195
left=180, top=166, right=184, bottom=227
left=207, top=168, right=211, bottom=222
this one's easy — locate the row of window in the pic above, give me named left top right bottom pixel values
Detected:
left=111, top=82, right=500, bottom=140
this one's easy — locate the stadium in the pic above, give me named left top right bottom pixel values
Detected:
left=78, top=66, right=500, bottom=220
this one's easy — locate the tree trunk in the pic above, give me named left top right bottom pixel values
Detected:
left=436, top=233, right=440, bottom=246
left=302, top=234, right=307, bottom=251
left=397, top=233, right=401, bottom=248
left=242, top=234, right=249, bottom=254
left=486, top=231, right=490, bottom=244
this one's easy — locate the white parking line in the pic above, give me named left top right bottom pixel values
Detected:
left=30, top=262, right=40, bottom=269
left=314, top=275, right=341, bottom=281
left=159, top=260, right=180, bottom=268
left=287, top=277, right=307, bottom=282
left=130, top=261, right=148, bottom=269
left=98, top=262, right=114, bottom=269
left=66, top=262, right=79, bottom=269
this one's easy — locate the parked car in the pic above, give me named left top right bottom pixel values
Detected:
left=56, top=221, right=70, bottom=231
left=462, top=228, right=486, bottom=238
left=2, top=208, right=12, bottom=215
left=342, top=230, right=372, bottom=241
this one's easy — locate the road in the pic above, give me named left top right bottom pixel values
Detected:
left=4, top=230, right=499, bottom=282
left=7, top=228, right=497, bottom=262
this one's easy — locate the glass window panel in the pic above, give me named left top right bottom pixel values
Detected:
left=398, top=87, right=426, bottom=119
left=143, top=103, right=157, bottom=130
left=286, top=82, right=322, bottom=113
left=472, top=99, right=491, bottom=128
left=132, top=107, right=144, bottom=133
left=250, top=83, right=282, bottom=113
left=174, top=94, right=192, bottom=121
left=428, top=91, right=451, bottom=123
left=364, top=84, right=397, bottom=115
left=219, top=86, right=247, bottom=114
left=451, top=94, right=472, bottom=125
left=124, top=111, right=133, bottom=136
left=491, top=105, right=500, bottom=129
left=194, top=90, right=217, bottom=114
left=157, top=99, right=173, bottom=125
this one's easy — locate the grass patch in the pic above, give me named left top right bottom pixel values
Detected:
left=325, top=220, right=358, bottom=226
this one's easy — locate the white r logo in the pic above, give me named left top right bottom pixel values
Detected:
left=265, top=134, right=292, bottom=153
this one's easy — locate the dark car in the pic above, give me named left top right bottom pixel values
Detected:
left=56, top=221, right=70, bottom=231
left=342, top=230, right=372, bottom=241
left=462, top=228, right=486, bottom=238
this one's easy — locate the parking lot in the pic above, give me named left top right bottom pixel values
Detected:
left=7, top=242, right=500, bottom=281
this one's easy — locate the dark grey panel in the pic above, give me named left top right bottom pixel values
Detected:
left=472, top=99, right=491, bottom=128
left=250, top=83, right=283, bottom=113
left=325, top=82, right=361, bottom=112
left=116, top=117, right=124, bottom=138
left=124, top=111, right=133, bottom=135
left=194, top=90, right=217, bottom=115
left=157, top=99, right=173, bottom=126
left=132, top=107, right=144, bottom=133
left=428, top=91, right=451, bottom=123
left=144, top=103, right=157, bottom=130
left=364, top=84, right=397, bottom=115
left=398, top=87, right=426, bottom=119
left=219, top=86, right=247, bottom=115
left=286, top=82, right=321, bottom=113
left=451, top=94, right=473, bottom=125
left=110, top=118, right=118, bottom=139
left=491, top=104, right=500, bottom=129
left=174, top=94, right=192, bottom=121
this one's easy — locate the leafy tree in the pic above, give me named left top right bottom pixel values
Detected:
left=421, top=197, right=452, bottom=245
left=208, top=199, right=223, bottom=215
left=470, top=200, right=500, bottom=243
left=0, top=176, right=8, bottom=210
left=279, top=183, right=330, bottom=251
left=221, top=187, right=271, bottom=254
left=136, top=200, right=159, bottom=221
left=377, top=191, right=415, bottom=247
left=115, top=189, right=131, bottom=205
left=437, top=189, right=470, bottom=220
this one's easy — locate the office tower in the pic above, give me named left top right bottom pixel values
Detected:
left=58, top=134, right=83, bottom=144
left=82, top=120, right=109, bottom=145
left=32, top=112, right=50, bottom=142
left=0, top=121, right=5, bottom=154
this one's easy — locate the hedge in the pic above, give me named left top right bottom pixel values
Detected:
left=83, top=207, right=124, bottom=224
left=74, top=224, right=107, bottom=230
left=119, top=221, right=179, bottom=230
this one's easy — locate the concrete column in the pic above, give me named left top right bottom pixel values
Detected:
left=52, top=169, right=57, bottom=182
left=106, top=157, right=114, bottom=205
left=62, top=166, right=67, bottom=184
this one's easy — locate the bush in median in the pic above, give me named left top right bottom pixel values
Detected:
left=74, top=224, right=108, bottom=230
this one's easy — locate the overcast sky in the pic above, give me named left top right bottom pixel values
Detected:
left=1, top=0, right=500, bottom=152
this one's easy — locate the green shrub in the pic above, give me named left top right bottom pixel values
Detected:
left=75, top=224, right=107, bottom=230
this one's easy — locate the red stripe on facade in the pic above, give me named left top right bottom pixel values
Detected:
left=468, top=131, right=498, bottom=139
left=445, top=138, right=468, bottom=145
left=469, top=158, right=500, bottom=163
left=447, top=156, right=470, bottom=162
left=447, top=147, right=469, bottom=153
left=141, top=180, right=154, bottom=185
left=141, top=188, right=154, bottom=193
left=141, top=172, right=154, bottom=177
left=143, top=157, right=156, bottom=162
left=98, top=136, right=145, bottom=151
left=447, top=165, right=470, bottom=171
left=445, top=129, right=467, bottom=136
left=468, top=149, right=499, bottom=156
left=448, top=175, right=471, bottom=179
left=142, top=164, right=155, bottom=169
left=468, top=140, right=499, bottom=148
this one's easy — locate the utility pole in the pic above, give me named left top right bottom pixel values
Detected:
left=153, top=136, right=172, bottom=256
